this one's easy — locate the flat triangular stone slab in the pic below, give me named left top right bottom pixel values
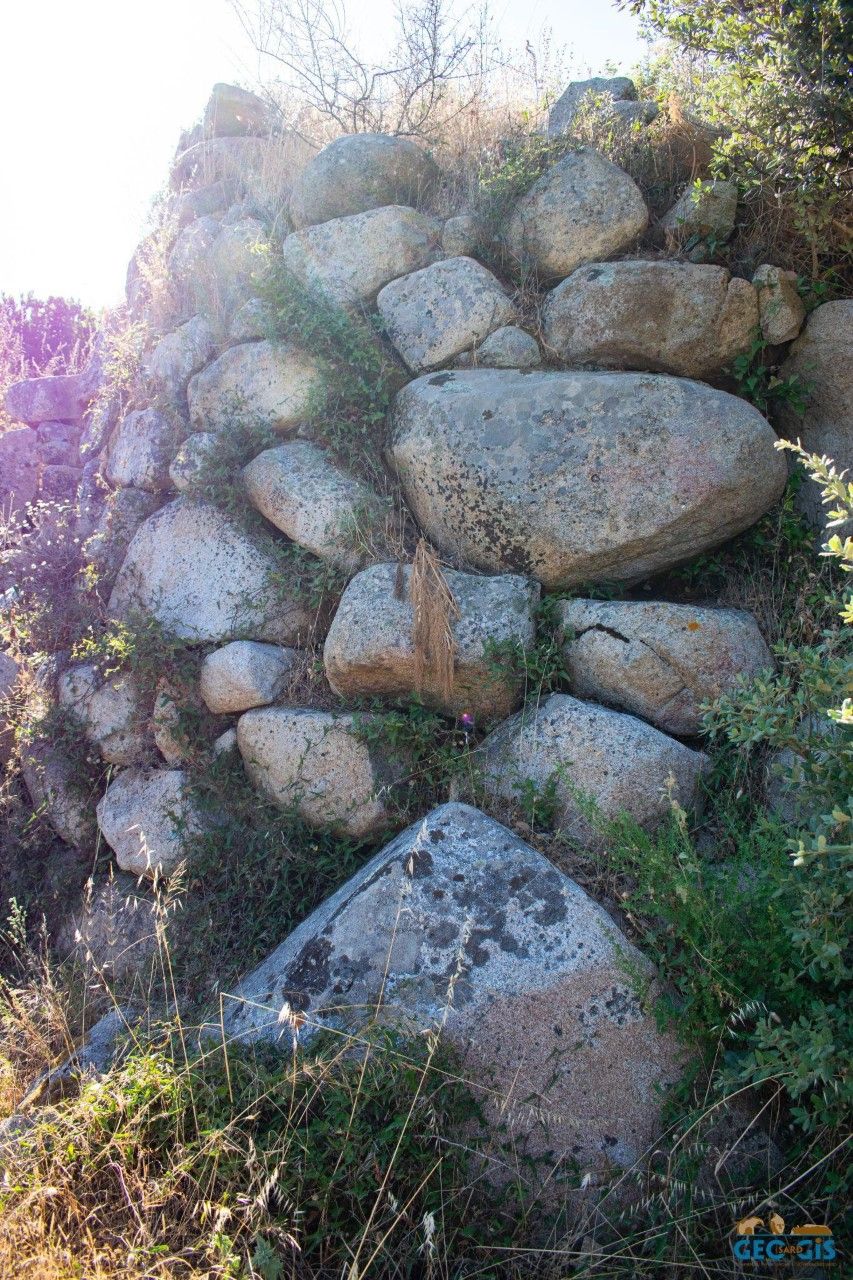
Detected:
left=223, top=802, right=683, bottom=1179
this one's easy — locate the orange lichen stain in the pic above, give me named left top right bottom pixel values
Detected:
left=687, top=621, right=701, bottom=631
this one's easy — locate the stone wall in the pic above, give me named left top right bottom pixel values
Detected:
left=2, top=78, right=850, bottom=1199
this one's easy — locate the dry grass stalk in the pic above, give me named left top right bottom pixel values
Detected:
left=408, top=539, right=460, bottom=702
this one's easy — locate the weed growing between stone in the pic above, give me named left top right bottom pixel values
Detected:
left=256, top=256, right=406, bottom=489
left=0, top=1008, right=524, bottom=1279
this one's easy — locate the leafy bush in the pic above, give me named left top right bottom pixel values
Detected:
left=623, top=0, right=853, bottom=282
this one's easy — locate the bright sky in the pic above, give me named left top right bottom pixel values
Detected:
left=0, top=0, right=645, bottom=312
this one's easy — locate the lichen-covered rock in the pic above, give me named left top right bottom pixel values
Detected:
left=36, top=421, right=79, bottom=465
left=57, top=663, right=150, bottom=765
left=213, top=726, right=238, bottom=756
left=558, top=599, right=771, bottom=736
left=4, top=372, right=90, bottom=424
left=145, top=315, right=217, bottom=407
left=389, top=370, right=787, bottom=588
left=20, top=739, right=96, bottom=851
left=152, top=680, right=190, bottom=766
left=776, top=300, right=853, bottom=528
left=187, top=340, right=323, bottom=434
left=108, top=498, right=314, bottom=644
left=0, top=425, right=38, bottom=520
left=543, top=260, right=758, bottom=378
left=282, top=205, right=442, bottom=307
left=237, top=707, right=401, bottom=839
left=479, top=693, right=709, bottom=842
left=83, top=486, right=161, bottom=589
left=40, top=464, right=82, bottom=501
left=660, top=179, right=738, bottom=250
left=168, top=431, right=217, bottom=491
left=228, top=297, right=274, bottom=342
left=611, top=99, right=660, bottom=128
left=547, top=76, right=637, bottom=135
left=454, top=325, right=541, bottom=369
left=290, top=133, right=440, bottom=228
left=175, top=179, right=235, bottom=228
left=441, top=214, right=480, bottom=256
left=752, top=265, right=806, bottom=345
left=96, top=768, right=203, bottom=878
left=103, top=409, right=185, bottom=491
left=58, top=872, right=156, bottom=978
left=222, top=802, right=684, bottom=1191
left=171, top=134, right=310, bottom=190
left=203, top=82, right=274, bottom=138
left=377, top=256, right=516, bottom=372
left=168, top=216, right=267, bottom=322
left=243, top=440, right=387, bottom=571
left=79, top=391, right=121, bottom=461
left=505, top=150, right=647, bottom=280
left=200, top=640, right=298, bottom=713
left=324, top=563, right=539, bottom=721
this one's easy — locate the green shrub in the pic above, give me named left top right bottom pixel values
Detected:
left=623, top=0, right=853, bottom=282
left=256, top=256, right=403, bottom=484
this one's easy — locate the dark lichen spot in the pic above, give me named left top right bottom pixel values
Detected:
left=283, top=935, right=334, bottom=1007
left=482, top=409, right=494, bottom=420
left=409, top=847, right=434, bottom=878
left=429, top=827, right=446, bottom=843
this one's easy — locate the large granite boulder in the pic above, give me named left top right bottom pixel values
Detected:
left=282, top=206, right=442, bottom=307
left=388, top=370, right=787, bottom=588
left=57, top=663, right=150, bottom=765
left=478, top=693, right=709, bottom=843
left=187, top=340, right=323, bottom=434
left=222, top=802, right=684, bottom=1189
left=108, top=498, right=314, bottom=644
left=323, top=562, right=539, bottom=722
left=144, top=314, right=217, bottom=408
left=203, top=82, right=274, bottom=138
left=171, top=134, right=313, bottom=193
left=236, top=707, right=402, bottom=839
left=505, top=150, right=647, bottom=281
left=0, top=425, right=38, bottom=520
left=96, top=767, right=203, bottom=878
left=776, top=300, right=853, bottom=528
left=547, top=76, right=637, bottom=135
left=542, top=260, right=758, bottom=378
left=82, top=486, right=161, bottom=590
left=558, top=600, right=771, bottom=736
left=377, top=256, right=516, bottom=372
left=243, top=441, right=388, bottom=571
left=170, top=216, right=268, bottom=322
left=103, top=409, right=185, bottom=491
left=290, top=133, right=440, bottom=228
left=200, top=640, right=298, bottom=713
left=4, top=372, right=90, bottom=424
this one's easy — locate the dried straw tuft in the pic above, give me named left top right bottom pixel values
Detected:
left=408, top=539, right=460, bottom=702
